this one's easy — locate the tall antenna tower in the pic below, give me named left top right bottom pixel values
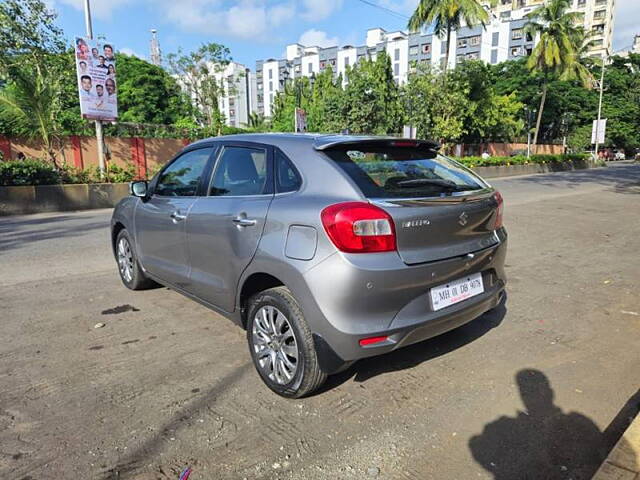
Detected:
left=150, top=29, right=162, bottom=66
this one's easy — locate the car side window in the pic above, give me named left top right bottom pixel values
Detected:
left=275, top=150, right=301, bottom=193
left=155, top=147, right=213, bottom=197
left=209, top=146, right=268, bottom=196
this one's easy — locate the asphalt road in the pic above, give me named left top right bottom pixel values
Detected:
left=1, top=163, right=639, bottom=480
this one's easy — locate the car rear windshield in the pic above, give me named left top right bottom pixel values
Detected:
left=323, top=145, right=486, bottom=199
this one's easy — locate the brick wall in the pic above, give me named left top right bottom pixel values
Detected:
left=0, top=135, right=188, bottom=176
left=459, top=142, right=565, bottom=157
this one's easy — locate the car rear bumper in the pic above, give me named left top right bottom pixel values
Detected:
left=301, top=229, right=507, bottom=372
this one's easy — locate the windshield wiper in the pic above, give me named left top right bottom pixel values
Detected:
left=396, top=178, right=460, bottom=189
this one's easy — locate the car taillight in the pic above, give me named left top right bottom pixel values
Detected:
left=494, top=191, right=504, bottom=230
left=321, top=202, right=396, bottom=253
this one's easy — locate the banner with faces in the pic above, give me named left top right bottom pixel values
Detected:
left=75, top=37, right=118, bottom=121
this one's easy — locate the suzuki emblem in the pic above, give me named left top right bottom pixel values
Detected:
left=459, top=212, right=469, bottom=226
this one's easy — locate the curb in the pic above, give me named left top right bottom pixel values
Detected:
left=593, top=412, right=640, bottom=479
left=471, top=159, right=603, bottom=179
left=0, top=182, right=129, bottom=216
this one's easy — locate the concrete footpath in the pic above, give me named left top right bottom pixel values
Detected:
left=594, top=413, right=640, bottom=480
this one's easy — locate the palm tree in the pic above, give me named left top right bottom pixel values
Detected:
left=0, top=64, right=64, bottom=167
left=408, top=0, right=492, bottom=72
left=525, top=0, right=593, bottom=146
left=245, top=111, right=269, bottom=131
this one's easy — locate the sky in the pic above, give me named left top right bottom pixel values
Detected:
left=49, top=0, right=640, bottom=67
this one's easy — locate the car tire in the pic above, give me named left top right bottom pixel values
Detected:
left=246, top=286, right=327, bottom=398
left=115, top=229, right=156, bottom=290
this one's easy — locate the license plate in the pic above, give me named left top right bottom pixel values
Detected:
left=430, top=272, right=484, bottom=311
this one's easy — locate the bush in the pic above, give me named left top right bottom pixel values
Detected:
left=60, top=166, right=94, bottom=184
left=0, top=159, right=139, bottom=186
left=456, top=153, right=590, bottom=168
left=105, top=163, right=137, bottom=183
left=0, top=159, right=61, bottom=186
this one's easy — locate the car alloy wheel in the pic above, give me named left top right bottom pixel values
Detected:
left=117, top=237, right=134, bottom=283
left=251, top=305, right=299, bottom=385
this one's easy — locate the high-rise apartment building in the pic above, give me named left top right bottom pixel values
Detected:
left=485, top=0, right=615, bottom=57
left=248, top=0, right=616, bottom=118
left=213, top=61, right=257, bottom=128
left=254, top=19, right=534, bottom=118
left=255, top=29, right=412, bottom=117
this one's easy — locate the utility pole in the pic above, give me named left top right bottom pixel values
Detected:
left=83, top=0, right=106, bottom=178
left=594, top=52, right=607, bottom=159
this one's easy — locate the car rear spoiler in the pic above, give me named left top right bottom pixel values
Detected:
left=313, top=137, right=440, bottom=151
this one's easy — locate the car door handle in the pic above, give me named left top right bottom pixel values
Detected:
left=232, top=217, right=257, bottom=227
left=170, top=211, right=187, bottom=221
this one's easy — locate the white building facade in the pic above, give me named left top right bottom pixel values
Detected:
left=214, top=61, right=256, bottom=128
left=483, top=0, right=616, bottom=58
left=250, top=0, right=615, bottom=118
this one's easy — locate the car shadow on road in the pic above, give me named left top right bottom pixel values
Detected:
left=0, top=219, right=107, bottom=251
left=468, top=369, right=640, bottom=479
left=319, top=295, right=508, bottom=392
left=0, top=214, right=78, bottom=230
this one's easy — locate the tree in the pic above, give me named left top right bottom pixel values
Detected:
left=453, top=61, right=524, bottom=143
left=403, top=60, right=523, bottom=146
left=0, top=0, right=64, bottom=70
left=244, top=111, right=269, bottom=131
left=0, top=63, right=63, bottom=165
left=525, top=0, right=593, bottom=146
left=271, top=68, right=345, bottom=133
left=166, top=43, right=232, bottom=132
left=408, top=0, right=491, bottom=72
left=403, top=63, right=469, bottom=143
left=595, top=54, right=640, bottom=153
left=491, top=58, right=591, bottom=143
left=0, top=0, right=67, bottom=165
left=307, top=68, right=344, bottom=133
left=343, top=53, right=402, bottom=134
left=116, top=54, right=193, bottom=125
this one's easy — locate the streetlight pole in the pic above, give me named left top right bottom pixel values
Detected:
left=83, top=0, right=106, bottom=178
left=594, top=51, right=607, bottom=159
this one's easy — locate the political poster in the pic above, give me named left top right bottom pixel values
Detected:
left=75, top=37, right=118, bottom=121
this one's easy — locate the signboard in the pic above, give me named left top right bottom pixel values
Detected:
left=403, top=125, right=417, bottom=139
left=75, top=37, right=118, bottom=121
left=591, top=119, right=607, bottom=144
left=294, top=108, right=307, bottom=133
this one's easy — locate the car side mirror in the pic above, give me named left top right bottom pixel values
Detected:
left=130, top=180, right=148, bottom=198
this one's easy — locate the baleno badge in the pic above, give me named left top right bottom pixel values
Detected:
left=402, top=219, right=431, bottom=228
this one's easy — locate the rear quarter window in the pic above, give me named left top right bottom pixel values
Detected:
left=275, top=150, right=301, bottom=193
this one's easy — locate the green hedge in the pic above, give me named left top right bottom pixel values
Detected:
left=0, top=159, right=137, bottom=186
left=0, top=153, right=594, bottom=187
left=456, top=153, right=591, bottom=168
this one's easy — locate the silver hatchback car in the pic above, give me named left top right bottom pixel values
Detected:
left=111, top=134, right=507, bottom=397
